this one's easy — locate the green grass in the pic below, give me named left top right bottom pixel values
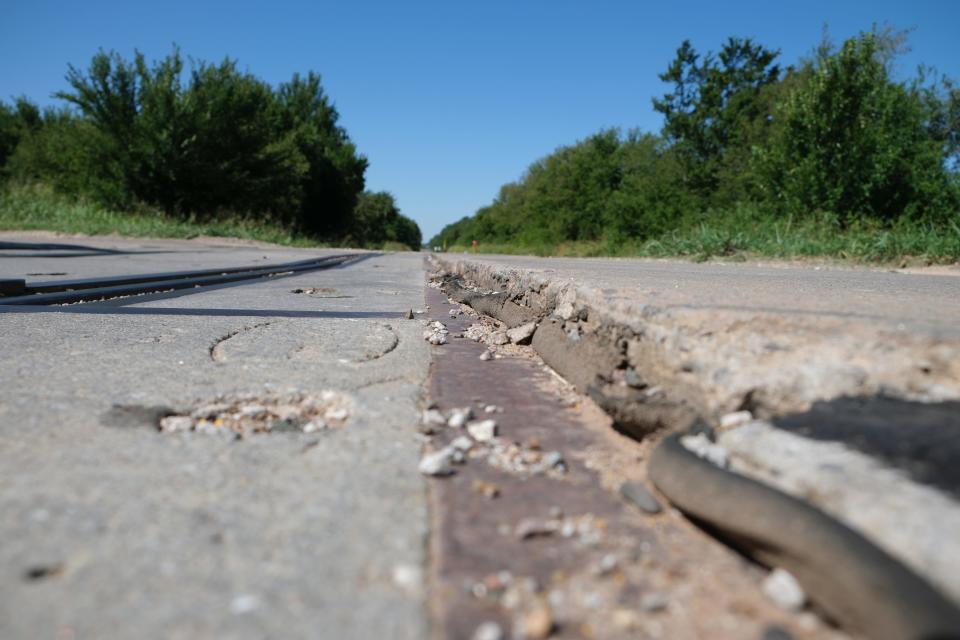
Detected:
left=0, top=183, right=329, bottom=247
left=443, top=211, right=960, bottom=265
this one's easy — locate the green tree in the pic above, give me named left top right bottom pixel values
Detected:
left=653, top=37, right=780, bottom=198
left=757, top=31, right=958, bottom=224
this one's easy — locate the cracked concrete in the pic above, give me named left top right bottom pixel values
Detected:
left=431, top=252, right=960, bottom=622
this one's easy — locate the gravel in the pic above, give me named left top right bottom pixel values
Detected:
left=467, top=419, right=498, bottom=442
left=488, top=331, right=509, bottom=346
left=680, top=433, right=728, bottom=468
left=506, top=321, right=537, bottom=345
left=472, top=622, right=504, bottom=640
left=762, top=568, right=806, bottom=611
left=419, top=448, right=456, bottom=476
left=619, top=481, right=662, bottom=514
left=447, top=407, right=473, bottom=429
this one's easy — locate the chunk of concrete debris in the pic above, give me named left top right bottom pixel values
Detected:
left=619, top=481, right=662, bottom=514
left=479, top=350, right=493, bottom=361
left=428, top=333, right=447, bottom=345
left=516, top=604, right=554, bottom=639
left=763, top=568, right=806, bottom=611
left=543, top=451, right=565, bottom=471
left=472, top=622, right=504, bottom=640
left=419, top=448, right=455, bottom=476
left=506, top=321, right=537, bottom=345
left=467, top=419, right=498, bottom=442
left=324, top=407, right=349, bottom=421
left=719, top=410, right=753, bottom=431
left=422, top=409, right=447, bottom=426
left=640, top=592, right=669, bottom=612
left=488, top=331, right=509, bottom=345
left=515, top=518, right=559, bottom=540
left=448, top=308, right=460, bottom=317
left=159, top=415, right=193, bottom=433
left=450, top=436, right=474, bottom=451
left=680, top=433, right=728, bottom=468
left=447, top=407, right=473, bottom=429
left=302, top=420, right=326, bottom=433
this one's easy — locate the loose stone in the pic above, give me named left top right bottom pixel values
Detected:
left=763, top=568, right=806, bottom=611
left=515, top=518, right=558, bottom=540
left=451, top=436, right=474, bottom=451
left=472, top=622, right=504, bottom=640
left=506, top=321, right=537, bottom=345
left=680, top=433, right=728, bottom=468
left=619, top=481, right=662, bottom=514
left=159, top=415, right=193, bottom=433
left=639, top=592, right=669, bottom=612
left=419, top=448, right=455, bottom=476
left=516, top=605, right=554, bottom=639
left=447, top=407, right=473, bottom=428
left=467, top=419, right=498, bottom=442
left=405, top=309, right=414, bottom=319
left=488, top=331, right=509, bottom=345
left=719, top=410, right=753, bottom=430
left=479, top=351, right=493, bottom=361
left=422, top=409, right=447, bottom=426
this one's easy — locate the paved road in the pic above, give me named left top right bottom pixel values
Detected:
left=444, top=253, right=960, bottom=337
left=1, top=235, right=430, bottom=639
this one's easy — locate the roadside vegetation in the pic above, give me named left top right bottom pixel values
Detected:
left=431, top=29, right=960, bottom=264
left=0, top=47, right=422, bottom=250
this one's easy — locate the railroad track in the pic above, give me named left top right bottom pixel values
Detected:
left=0, top=253, right=368, bottom=306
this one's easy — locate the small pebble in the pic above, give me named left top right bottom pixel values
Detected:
left=303, top=420, right=327, bottom=435
left=680, top=433, right=728, bottom=468
left=619, top=481, right=662, bottom=514
left=479, top=351, right=493, bottom=361
left=719, top=410, right=753, bottom=430
left=325, top=407, right=349, bottom=421
left=451, top=436, right=474, bottom=451
left=762, top=625, right=794, bottom=640
left=763, top=568, right=806, bottom=611
left=419, top=448, right=455, bottom=476
left=229, top=594, right=261, bottom=615
left=472, top=622, right=504, bottom=640
left=467, top=419, right=498, bottom=442
left=422, top=409, right=447, bottom=426
left=489, top=331, right=509, bottom=345
left=515, top=518, right=558, bottom=540
left=447, top=408, right=472, bottom=429
left=640, top=593, right=669, bottom=612
left=159, top=415, right=193, bottom=433
left=516, top=605, right=553, bottom=639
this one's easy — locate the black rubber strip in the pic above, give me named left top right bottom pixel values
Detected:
left=21, top=254, right=361, bottom=294
left=0, top=254, right=366, bottom=306
left=648, top=433, right=960, bottom=640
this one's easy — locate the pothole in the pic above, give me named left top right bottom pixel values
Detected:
left=156, top=391, right=352, bottom=438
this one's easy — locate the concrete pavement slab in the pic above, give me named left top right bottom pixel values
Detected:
left=1, top=242, right=430, bottom=639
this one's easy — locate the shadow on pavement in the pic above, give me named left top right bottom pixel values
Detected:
left=772, top=395, right=960, bottom=497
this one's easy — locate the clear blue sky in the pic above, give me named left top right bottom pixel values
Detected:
left=3, top=0, right=958, bottom=240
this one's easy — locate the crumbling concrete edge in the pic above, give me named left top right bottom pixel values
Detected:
left=429, top=254, right=960, bottom=638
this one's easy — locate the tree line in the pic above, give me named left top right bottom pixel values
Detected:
left=430, top=30, right=959, bottom=252
left=0, top=47, right=422, bottom=249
